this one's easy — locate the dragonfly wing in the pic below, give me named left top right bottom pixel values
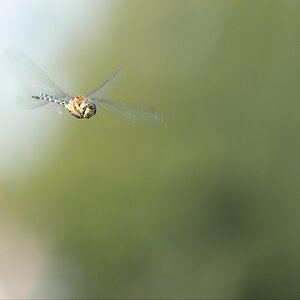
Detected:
left=86, top=69, right=122, bottom=99
left=88, top=70, right=163, bottom=123
left=4, top=47, right=70, bottom=110
left=93, top=98, right=163, bottom=124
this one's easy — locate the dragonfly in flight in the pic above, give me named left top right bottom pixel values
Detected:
left=4, top=48, right=163, bottom=123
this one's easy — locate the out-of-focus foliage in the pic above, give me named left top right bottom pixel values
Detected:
left=1, top=0, right=300, bottom=298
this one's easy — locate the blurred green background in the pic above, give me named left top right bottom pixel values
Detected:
left=1, top=0, right=300, bottom=298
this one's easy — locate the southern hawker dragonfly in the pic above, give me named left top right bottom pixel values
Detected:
left=4, top=48, right=163, bottom=123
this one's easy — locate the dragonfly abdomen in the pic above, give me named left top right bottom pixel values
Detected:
left=32, top=93, right=66, bottom=106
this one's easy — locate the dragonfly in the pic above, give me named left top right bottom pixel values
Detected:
left=4, top=48, right=163, bottom=123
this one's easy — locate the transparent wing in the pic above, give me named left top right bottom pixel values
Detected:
left=93, top=98, right=163, bottom=124
left=4, top=47, right=71, bottom=110
left=88, top=70, right=163, bottom=123
left=86, top=69, right=122, bottom=99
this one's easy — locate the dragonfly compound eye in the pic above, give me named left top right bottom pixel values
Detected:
left=84, top=103, right=97, bottom=118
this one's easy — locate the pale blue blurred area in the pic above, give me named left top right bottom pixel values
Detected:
left=0, top=0, right=300, bottom=298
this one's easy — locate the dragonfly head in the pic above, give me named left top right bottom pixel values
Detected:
left=83, top=101, right=97, bottom=118
left=77, top=97, right=97, bottom=119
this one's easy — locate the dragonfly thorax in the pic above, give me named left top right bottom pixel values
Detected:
left=66, top=96, right=97, bottom=119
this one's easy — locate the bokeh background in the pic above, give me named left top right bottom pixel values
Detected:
left=0, top=0, right=300, bottom=298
